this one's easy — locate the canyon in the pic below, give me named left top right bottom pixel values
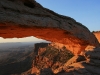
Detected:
left=0, top=0, right=100, bottom=75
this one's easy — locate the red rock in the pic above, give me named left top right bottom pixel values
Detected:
left=93, top=31, right=100, bottom=43
left=0, top=0, right=99, bottom=55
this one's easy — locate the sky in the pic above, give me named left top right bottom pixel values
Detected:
left=0, top=36, right=48, bottom=43
left=36, top=0, right=100, bottom=31
left=0, top=0, right=100, bottom=43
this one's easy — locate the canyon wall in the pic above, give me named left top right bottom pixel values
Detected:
left=1, top=42, right=100, bottom=75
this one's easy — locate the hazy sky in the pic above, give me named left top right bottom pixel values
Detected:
left=0, top=36, right=47, bottom=43
left=36, top=0, right=100, bottom=31
left=0, top=0, right=100, bottom=43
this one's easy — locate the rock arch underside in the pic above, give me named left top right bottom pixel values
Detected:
left=0, top=0, right=100, bottom=75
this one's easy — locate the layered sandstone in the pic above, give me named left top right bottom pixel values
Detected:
left=0, top=0, right=99, bottom=55
left=93, top=31, right=100, bottom=43
left=58, top=47, right=100, bottom=75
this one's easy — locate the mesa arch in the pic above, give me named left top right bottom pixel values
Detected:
left=0, top=0, right=99, bottom=55
left=0, top=23, right=99, bottom=55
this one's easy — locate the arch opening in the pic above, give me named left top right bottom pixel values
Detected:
left=0, top=23, right=88, bottom=55
left=0, top=36, right=49, bottom=43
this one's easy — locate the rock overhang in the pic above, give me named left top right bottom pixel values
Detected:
left=0, top=0, right=99, bottom=55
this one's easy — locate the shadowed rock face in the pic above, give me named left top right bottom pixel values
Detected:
left=0, top=0, right=99, bottom=55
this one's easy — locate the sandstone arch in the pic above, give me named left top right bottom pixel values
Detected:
left=0, top=0, right=99, bottom=55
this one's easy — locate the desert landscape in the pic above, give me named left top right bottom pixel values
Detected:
left=0, top=0, right=100, bottom=75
